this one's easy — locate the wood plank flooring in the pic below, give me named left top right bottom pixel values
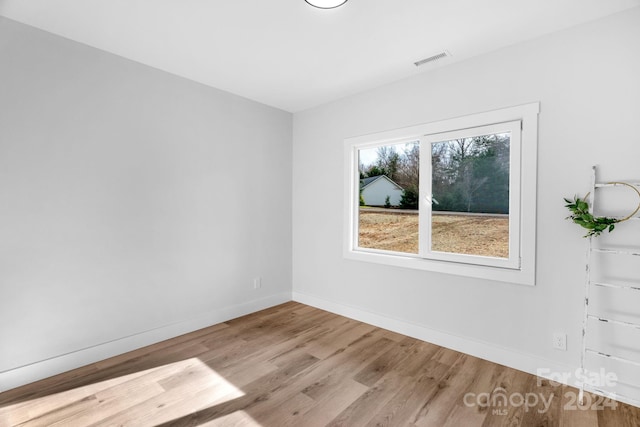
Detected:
left=1, top=301, right=639, bottom=426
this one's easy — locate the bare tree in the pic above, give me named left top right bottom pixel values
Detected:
left=396, top=142, right=419, bottom=190
left=375, top=145, right=400, bottom=181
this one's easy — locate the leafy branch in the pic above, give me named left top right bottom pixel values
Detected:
left=564, top=195, right=619, bottom=238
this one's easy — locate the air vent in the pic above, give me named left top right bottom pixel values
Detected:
left=414, top=51, right=450, bottom=67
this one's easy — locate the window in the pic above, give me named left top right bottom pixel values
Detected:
left=344, top=103, right=539, bottom=285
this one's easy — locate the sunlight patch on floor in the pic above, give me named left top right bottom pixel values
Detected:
left=0, top=358, right=245, bottom=427
left=199, top=410, right=263, bottom=426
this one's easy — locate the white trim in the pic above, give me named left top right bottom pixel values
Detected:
left=0, top=292, right=292, bottom=392
left=293, top=291, right=573, bottom=385
left=344, top=102, right=539, bottom=286
left=345, top=103, right=539, bottom=144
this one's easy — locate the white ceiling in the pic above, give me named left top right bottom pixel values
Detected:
left=1, top=0, right=639, bottom=112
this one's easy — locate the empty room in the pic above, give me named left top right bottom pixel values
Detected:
left=2, top=0, right=640, bottom=425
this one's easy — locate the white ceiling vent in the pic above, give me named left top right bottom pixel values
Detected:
left=414, top=51, right=450, bottom=67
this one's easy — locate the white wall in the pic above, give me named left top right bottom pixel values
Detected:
left=292, top=7, right=640, bottom=401
left=0, top=17, right=292, bottom=391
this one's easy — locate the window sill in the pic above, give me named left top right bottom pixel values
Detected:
left=343, top=248, right=535, bottom=286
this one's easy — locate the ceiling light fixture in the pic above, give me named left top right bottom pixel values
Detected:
left=305, top=0, right=348, bottom=9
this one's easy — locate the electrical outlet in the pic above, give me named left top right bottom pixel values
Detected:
left=553, top=333, right=567, bottom=351
left=253, top=277, right=262, bottom=289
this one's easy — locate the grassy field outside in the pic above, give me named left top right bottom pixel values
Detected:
left=358, top=210, right=509, bottom=258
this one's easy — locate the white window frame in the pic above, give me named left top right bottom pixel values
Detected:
left=343, top=102, right=539, bottom=286
left=421, top=120, right=521, bottom=269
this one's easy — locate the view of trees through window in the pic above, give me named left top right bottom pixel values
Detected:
left=358, top=141, right=420, bottom=254
left=430, top=133, right=510, bottom=258
left=357, top=132, right=511, bottom=259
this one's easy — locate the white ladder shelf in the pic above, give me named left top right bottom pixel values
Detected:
left=579, top=166, right=640, bottom=406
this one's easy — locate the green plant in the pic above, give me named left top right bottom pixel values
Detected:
left=564, top=195, right=619, bottom=237
left=400, top=187, right=418, bottom=210
left=384, top=195, right=391, bottom=208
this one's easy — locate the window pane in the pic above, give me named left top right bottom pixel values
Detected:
left=357, top=141, right=419, bottom=254
left=430, top=133, right=510, bottom=258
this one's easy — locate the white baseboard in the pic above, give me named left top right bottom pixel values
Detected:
left=292, top=291, right=575, bottom=385
left=0, top=292, right=291, bottom=393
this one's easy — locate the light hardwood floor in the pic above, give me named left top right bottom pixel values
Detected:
left=1, top=302, right=639, bottom=426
